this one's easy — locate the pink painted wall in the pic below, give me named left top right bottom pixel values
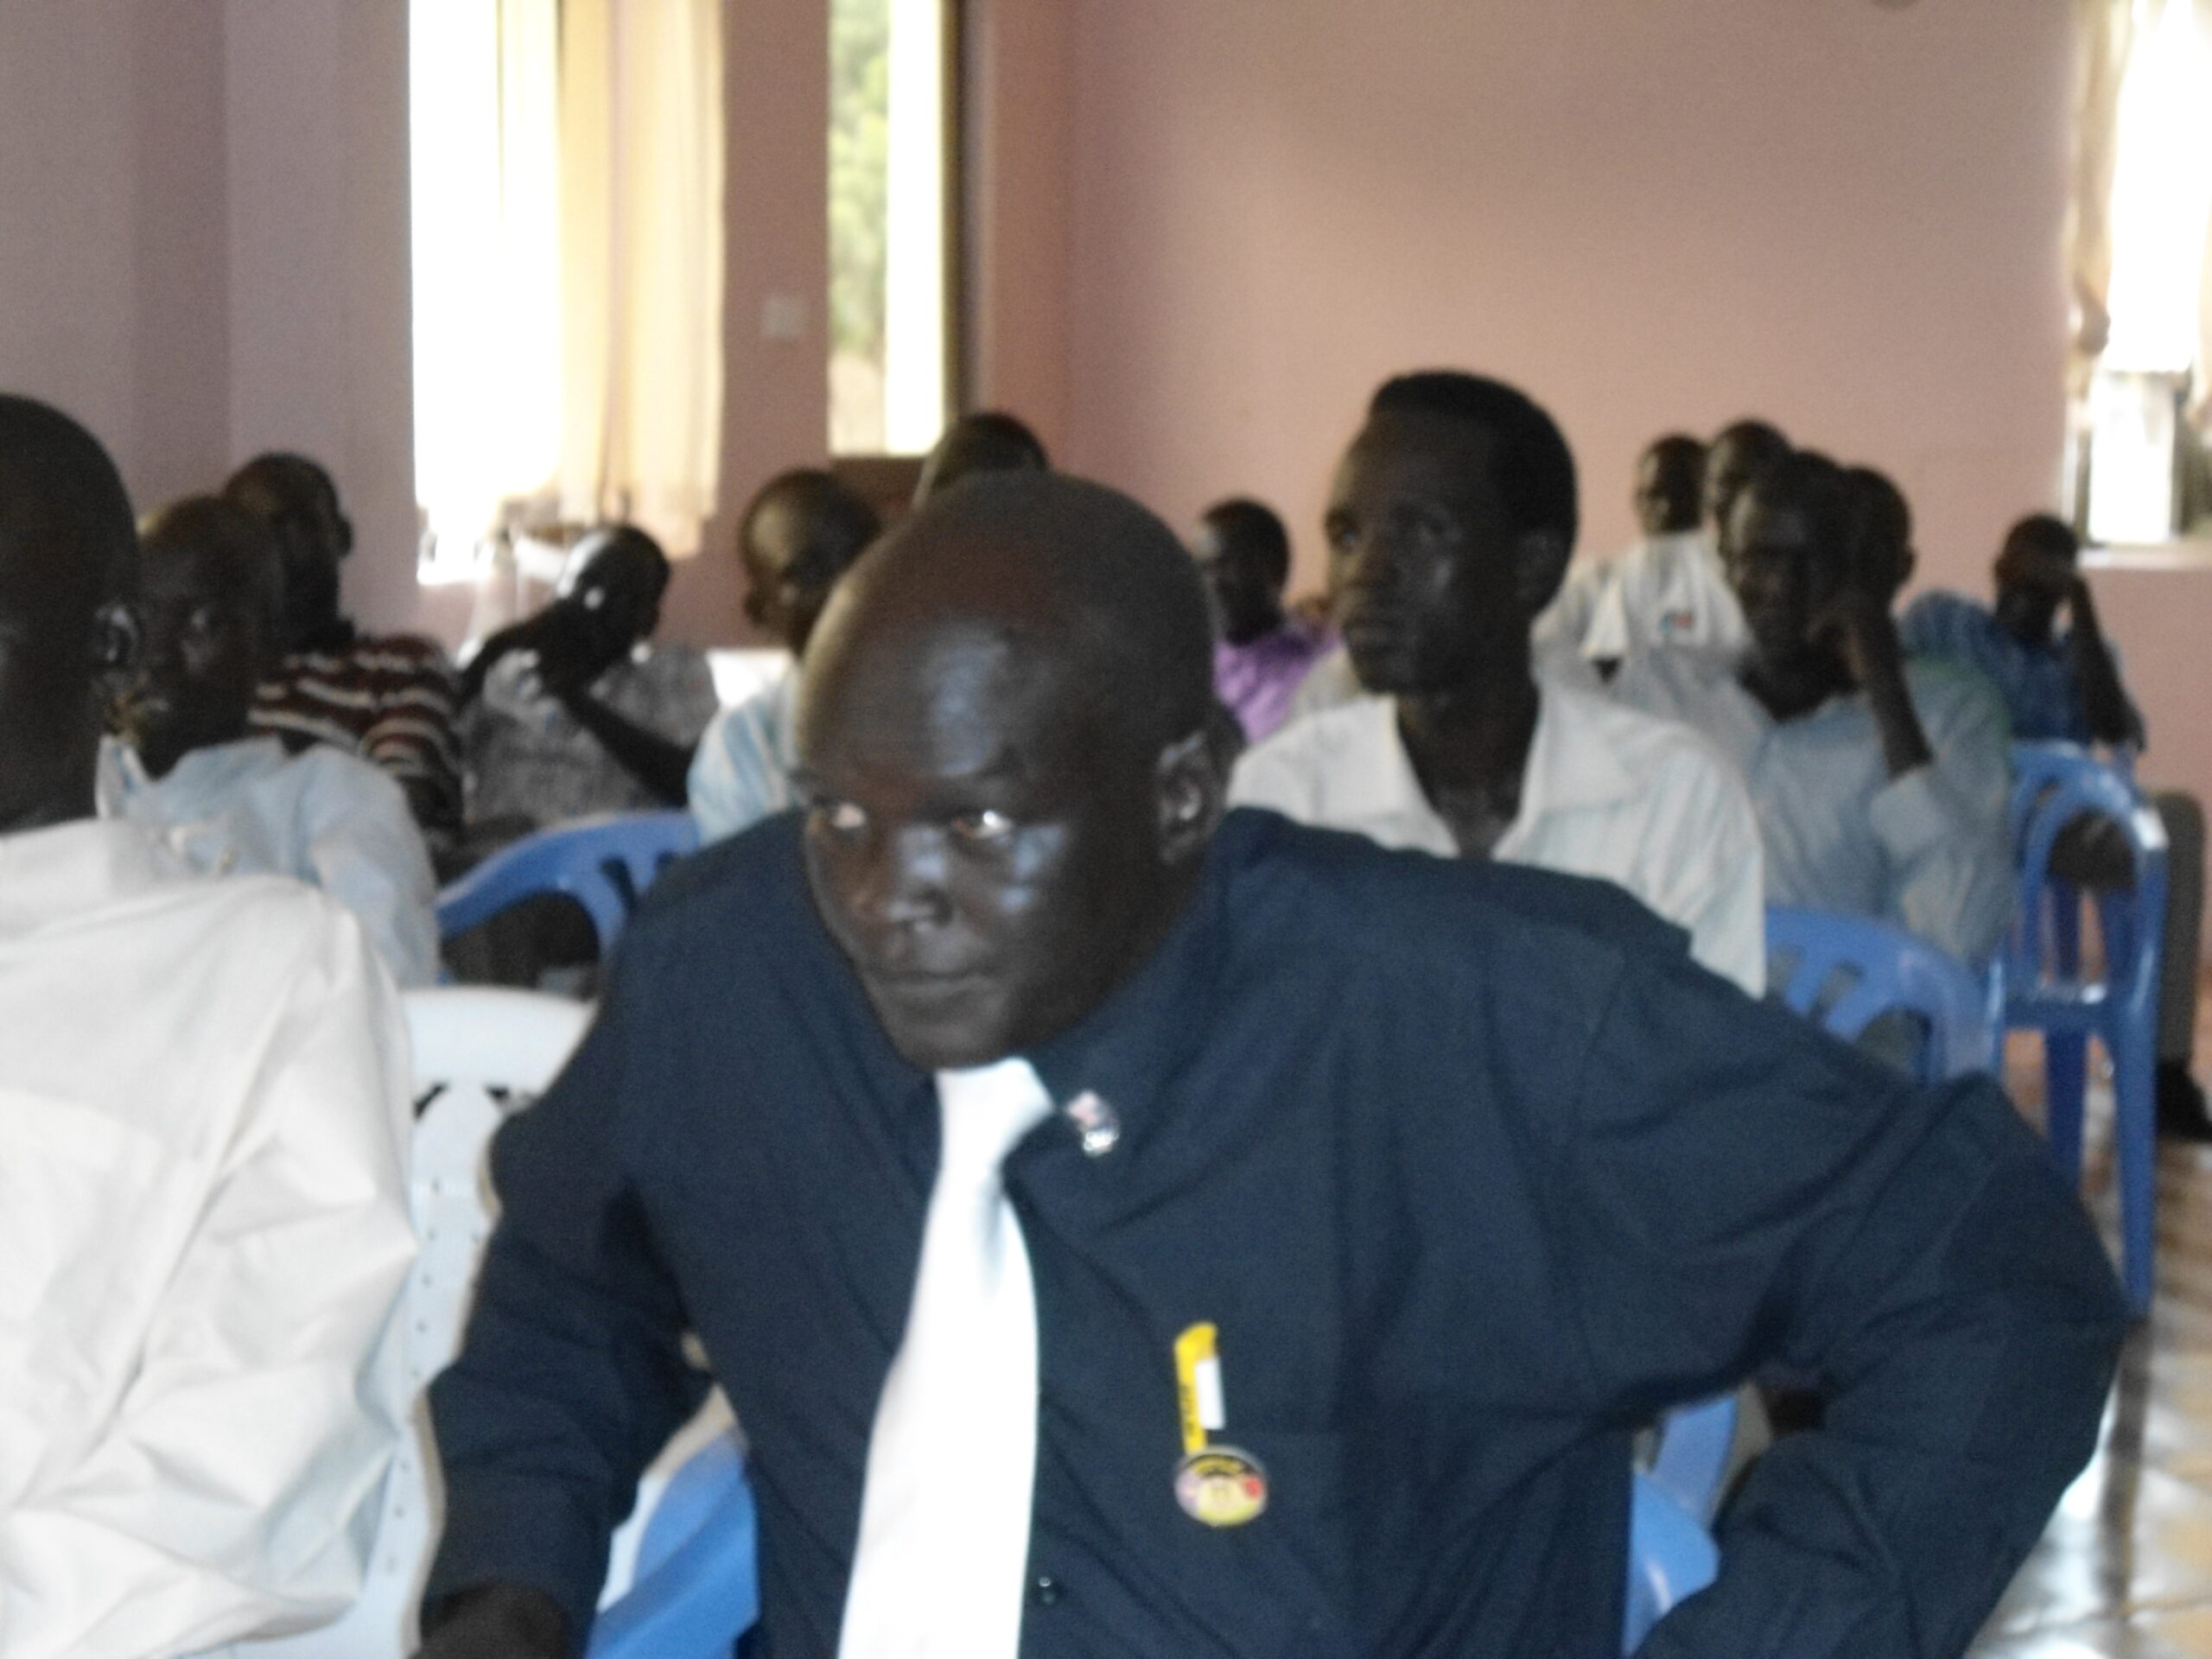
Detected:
left=2078, top=568, right=2212, bottom=931
left=225, top=0, right=419, bottom=634
left=660, top=0, right=837, bottom=649
left=0, top=0, right=830, bottom=651
left=1048, top=0, right=2076, bottom=595
left=1011, top=0, right=2212, bottom=955
left=963, top=0, right=1076, bottom=457
left=0, top=0, right=418, bottom=631
left=0, top=0, right=231, bottom=512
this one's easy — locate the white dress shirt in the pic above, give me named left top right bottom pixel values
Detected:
left=1230, top=672, right=1767, bottom=994
left=1536, top=531, right=1749, bottom=662
left=1610, top=648, right=2014, bottom=965
left=1284, top=640, right=1602, bottom=724
left=97, top=735, right=439, bottom=988
left=688, top=659, right=801, bottom=846
left=0, top=817, right=415, bottom=1659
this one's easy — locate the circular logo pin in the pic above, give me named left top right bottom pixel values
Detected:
left=1173, top=1445, right=1268, bottom=1528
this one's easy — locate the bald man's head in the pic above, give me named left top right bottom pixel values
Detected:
left=795, top=473, right=1220, bottom=1069
left=0, top=396, right=139, bottom=830
left=808, top=472, right=1216, bottom=761
left=0, top=397, right=136, bottom=619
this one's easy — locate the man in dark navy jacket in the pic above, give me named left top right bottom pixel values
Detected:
left=421, top=473, right=2125, bottom=1658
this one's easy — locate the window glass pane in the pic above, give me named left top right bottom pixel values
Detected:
left=2103, top=0, right=2212, bottom=375
left=410, top=0, right=563, bottom=566
left=830, top=0, right=948, bottom=455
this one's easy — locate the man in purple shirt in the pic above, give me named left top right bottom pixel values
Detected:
left=1195, top=498, right=1332, bottom=742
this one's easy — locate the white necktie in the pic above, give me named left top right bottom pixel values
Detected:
left=838, top=1057, right=1057, bottom=1659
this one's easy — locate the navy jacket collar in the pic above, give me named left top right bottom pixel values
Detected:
left=1020, top=813, right=1251, bottom=1158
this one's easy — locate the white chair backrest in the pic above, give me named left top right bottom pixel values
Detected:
left=231, top=988, right=590, bottom=1659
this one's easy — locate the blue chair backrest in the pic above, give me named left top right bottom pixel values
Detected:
left=586, top=1435, right=759, bottom=1659
left=1764, top=905, right=1995, bottom=1083
left=2007, top=741, right=2168, bottom=993
left=1647, top=1395, right=1736, bottom=1522
left=583, top=1429, right=1714, bottom=1657
left=1623, top=1471, right=1719, bottom=1653
left=436, top=810, right=701, bottom=954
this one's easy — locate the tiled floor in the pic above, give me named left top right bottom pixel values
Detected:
left=1972, top=972, right=2212, bottom=1658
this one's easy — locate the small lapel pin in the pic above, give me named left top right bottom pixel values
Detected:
left=1064, top=1090, right=1120, bottom=1157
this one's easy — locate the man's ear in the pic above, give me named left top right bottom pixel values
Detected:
left=1514, top=528, right=1573, bottom=620
left=1153, top=725, right=1226, bottom=865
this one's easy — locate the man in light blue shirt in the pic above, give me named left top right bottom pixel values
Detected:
left=1900, top=514, right=2142, bottom=747
left=1902, top=512, right=2206, bottom=1135
left=1614, top=454, right=2013, bottom=969
left=102, top=495, right=438, bottom=987
left=690, top=469, right=880, bottom=843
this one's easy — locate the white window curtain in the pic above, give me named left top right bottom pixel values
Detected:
left=410, top=0, right=724, bottom=567
left=557, top=0, right=725, bottom=554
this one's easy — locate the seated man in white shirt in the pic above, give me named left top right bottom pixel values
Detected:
left=1612, top=450, right=2013, bottom=967
left=100, top=495, right=440, bottom=987
left=1231, top=372, right=1766, bottom=994
left=690, top=468, right=881, bottom=844
left=1537, top=430, right=1752, bottom=667
left=0, top=394, right=415, bottom=1657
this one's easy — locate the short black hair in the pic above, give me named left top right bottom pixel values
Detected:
left=582, top=522, right=672, bottom=596
left=2005, top=512, right=2080, bottom=564
left=141, top=495, right=285, bottom=639
left=1644, top=433, right=1707, bottom=472
left=1198, top=497, right=1291, bottom=588
left=0, top=394, right=137, bottom=620
left=1843, top=467, right=1914, bottom=599
left=1367, top=371, right=1579, bottom=550
left=1745, top=450, right=1855, bottom=567
left=1711, top=418, right=1790, bottom=461
left=223, top=451, right=341, bottom=519
left=913, top=412, right=1051, bottom=505
left=742, top=468, right=882, bottom=575
left=1843, top=467, right=1911, bottom=550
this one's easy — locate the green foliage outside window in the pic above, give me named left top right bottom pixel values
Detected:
left=830, top=0, right=889, bottom=366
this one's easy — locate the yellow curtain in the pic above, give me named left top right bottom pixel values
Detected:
left=557, top=0, right=727, bottom=556
left=2067, top=0, right=2139, bottom=397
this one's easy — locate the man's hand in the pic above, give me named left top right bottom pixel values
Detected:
left=1815, top=585, right=1935, bottom=779
left=525, top=606, right=606, bottom=702
left=1813, top=586, right=1908, bottom=692
left=416, top=1581, right=570, bottom=1659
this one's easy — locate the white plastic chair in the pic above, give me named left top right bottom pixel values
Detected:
left=232, top=988, right=590, bottom=1658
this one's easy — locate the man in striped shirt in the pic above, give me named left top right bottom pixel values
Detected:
left=225, top=453, right=463, bottom=842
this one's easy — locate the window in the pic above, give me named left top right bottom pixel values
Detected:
left=2075, top=0, right=2212, bottom=544
left=410, top=0, right=565, bottom=576
left=410, top=0, right=725, bottom=580
left=830, top=0, right=959, bottom=457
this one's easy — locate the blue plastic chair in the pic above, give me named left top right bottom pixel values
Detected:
left=1764, top=906, right=1997, bottom=1084
left=1648, top=1395, right=1737, bottom=1522
left=436, top=810, right=701, bottom=954
left=587, top=1435, right=760, bottom=1658
left=1623, top=1471, right=1720, bottom=1653
left=2005, top=741, right=2169, bottom=1314
left=581, top=1433, right=1714, bottom=1657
